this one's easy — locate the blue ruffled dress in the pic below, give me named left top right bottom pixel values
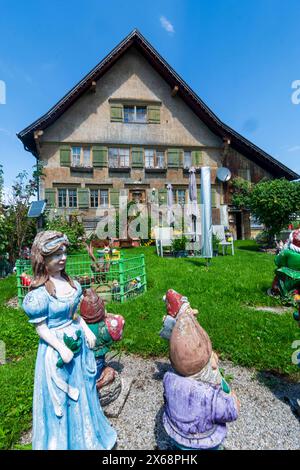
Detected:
left=23, top=281, right=117, bottom=450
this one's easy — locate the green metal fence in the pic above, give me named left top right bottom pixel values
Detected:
left=16, top=253, right=147, bottom=306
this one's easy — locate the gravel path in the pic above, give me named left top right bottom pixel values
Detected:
left=20, top=353, right=300, bottom=450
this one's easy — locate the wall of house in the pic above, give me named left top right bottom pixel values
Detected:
left=37, top=47, right=275, bottom=238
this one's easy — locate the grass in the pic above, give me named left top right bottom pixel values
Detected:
left=0, top=240, right=299, bottom=449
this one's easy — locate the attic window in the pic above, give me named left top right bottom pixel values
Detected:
left=124, top=105, right=147, bottom=123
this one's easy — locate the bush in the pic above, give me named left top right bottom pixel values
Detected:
left=172, top=236, right=188, bottom=252
left=45, top=215, right=85, bottom=253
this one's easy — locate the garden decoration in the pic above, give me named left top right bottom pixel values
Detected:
left=160, top=289, right=240, bottom=450
left=270, top=229, right=300, bottom=302
left=85, top=240, right=110, bottom=283
left=80, top=288, right=125, bottom=397
left=22, top=230, right=117, bottom=450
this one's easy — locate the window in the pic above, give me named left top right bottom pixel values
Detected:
left=58, top=188, right=77, bottom=208
left=145, top=149, right=155, bottom=168
left=58, top=189, right=67, bottom=208
left=90, top=189, right=99, bottom=208
left=238, top=169, right=251, bottom=181
left=124, top=105, right=147, bottom=123
left=145, top=149, right=165, bottom=169
left=68, top=189, right=77, bottom=208
left=71, top=146, right=91, bottom=167
left=100, top=189, right=108, bottom=207
left=108, top=148, right=129, bottom=167
left=72, top=147, right=81, bottom=166
left=90, top=189, right=109, bottom=207
left=176, top=189, right=186, bottom=206
left=184, top=151, right=192, bottom=169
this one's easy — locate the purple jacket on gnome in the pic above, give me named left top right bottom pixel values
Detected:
left=160, top=289, right=240, bottom=450
left=163, top=371, right=238, bottom=449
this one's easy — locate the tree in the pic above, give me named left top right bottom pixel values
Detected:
left=232, top=177, right=300, bottom=243
left=4, top=164, right=44, bottom=263
left=45, top=214, right=85, bottom=253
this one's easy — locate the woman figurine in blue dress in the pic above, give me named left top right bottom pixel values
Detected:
left=22, top=230, right=117, bottom=450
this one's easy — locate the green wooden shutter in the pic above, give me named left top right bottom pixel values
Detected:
left=192, top=150, right=202, bottom=168
left=147, top=105, right=160, bottom=124
left=167, top=149, right=180, bottom=168
left=158, top=188, right=167, bottom=205
left=110, top=104, right=123, bottom=122
left=44, top=188, right=56, bottom=208
left=197, top=188, right=202, bottom=205
left=211, top=188, right=217, bottom=208
left=131, top=148, right=144, bottom=168
left=60, top=146, right=71, bottom=167
left=93, top=146, right=108, bottom=167
left=78, top=189, right=89, bottom=208
left=109, top=189, right=120, bottom=208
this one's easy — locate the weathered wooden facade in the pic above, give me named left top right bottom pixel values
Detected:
left=18, top=30, right=299, bottom=239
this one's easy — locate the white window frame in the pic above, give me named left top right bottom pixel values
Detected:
left=184, top=151, right=192, bottom=169
left=176, top=189, right=186, bottom=206
left=108, top=148, right=129, bottom=168
left=123, top=105, right=147, bottom=123
left=145, top=149, right=165, bottom=169
left=71, top=146, right=92, bottom=167
left=58, top=188, right=77, bottom=208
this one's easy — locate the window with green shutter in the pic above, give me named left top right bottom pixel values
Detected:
left=93, top=146, right=108, bottom=167
left=60, top=146, right=71, bottom=167
left=131, top=148, right=144, bottom=167
left=44, top=188, right=56, bottom=208
left=109, top=189, right=120, bottom=208
left=147, top=105, right=160, bottom=124
left=167, top=149, right=181, bottom=168
left=110, top=104, right=123, bottom=122
left=211, top=188, right=217, bottom=208
left=192, top=150, right=203, bottom=168
left=158, top=188, right=167, bottom=205
left=78, top=189, right=89, bottom=209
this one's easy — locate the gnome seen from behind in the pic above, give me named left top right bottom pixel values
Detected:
left=80, top=289, right=125, bottom=390
left=160, top=289, right=240, bottom=450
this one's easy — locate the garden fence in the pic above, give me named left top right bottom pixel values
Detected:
left=16, top=253, right=147, bottom=306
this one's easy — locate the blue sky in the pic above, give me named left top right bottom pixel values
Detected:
left=1, top=0, right=300, bottom=192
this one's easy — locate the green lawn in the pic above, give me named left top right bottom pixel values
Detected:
left=0, top=240, right=299, bottom=449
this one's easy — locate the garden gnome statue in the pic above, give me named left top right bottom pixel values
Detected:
left=160, top=289, right=240, bottom=450
left=271, top=229, right=300, bottom=300
left=22, top=230, right=116, bottom=450
left=80, top=288, right=125, bottom=399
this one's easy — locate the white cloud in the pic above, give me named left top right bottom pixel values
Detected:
left=2, top=186, right=13, bottom=205
left=288, top=145, right=300, bottom=152
left=160, top=16, right=175, bottom=34
left=0, top=128, right=12, bottom=136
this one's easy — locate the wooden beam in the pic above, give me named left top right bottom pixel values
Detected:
left=90, top=81, right=97, bottom=93
left=34, top=130, right=44, bottom=140
left=223, top=136, right=231, bottom=145
left=171, top=85, right=179, bottom=97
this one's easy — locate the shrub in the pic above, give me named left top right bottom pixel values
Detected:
left=45, top=215, right=85, bottom=253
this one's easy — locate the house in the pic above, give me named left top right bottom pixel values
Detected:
left=17, top=29, right=299, bottom=239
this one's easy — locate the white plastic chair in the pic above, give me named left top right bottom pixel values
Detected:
left=154, top=227, right=174, bottom=257
left=212, top=225, right=234, bottom=255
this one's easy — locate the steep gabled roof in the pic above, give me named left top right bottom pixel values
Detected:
left=17, top=29, right=299, bottom=180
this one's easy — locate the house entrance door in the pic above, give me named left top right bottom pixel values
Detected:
left=129, top=189, right=146, bottom=204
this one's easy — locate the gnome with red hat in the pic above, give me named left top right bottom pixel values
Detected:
left=160, top=289, right=240, bottom=450
left=271, top=229, right=300, bottom=300
left=80, top=289, right=125, bottom=391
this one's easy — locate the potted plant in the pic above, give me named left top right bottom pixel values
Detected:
left=212, top=234, right=220, bottom=256
left=172, top=236, right=188, bottom=257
